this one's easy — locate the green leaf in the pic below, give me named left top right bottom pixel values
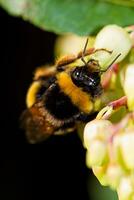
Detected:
left=0, top=0, right=27, bottom=15
left=0, top=0, right=134, bottom=35
left=101, top=0, right=134, bottom=7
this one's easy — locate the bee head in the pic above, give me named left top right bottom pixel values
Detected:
left=71, top=66, right=102, bottom=97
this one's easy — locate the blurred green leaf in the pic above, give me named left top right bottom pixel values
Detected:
left=102, top=0, right=134, bottom=7
left=0, top=0, right=134, bottom=35
left=0, top=0, right=26, bottom=15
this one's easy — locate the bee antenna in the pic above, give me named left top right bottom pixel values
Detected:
left=100, top=53, right=121, bottom=73
left=81, top=38, right=89, bottom=65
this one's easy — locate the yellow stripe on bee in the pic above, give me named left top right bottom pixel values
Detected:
left=57, top=72, right=93, bottom=113
left=26, top=81, right=41, bottom=108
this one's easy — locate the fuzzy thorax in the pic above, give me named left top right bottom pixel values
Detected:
left=57, top=72, right=93, bottom=113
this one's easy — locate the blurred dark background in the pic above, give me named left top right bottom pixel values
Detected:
left=1, top=7, right=90, bottom=200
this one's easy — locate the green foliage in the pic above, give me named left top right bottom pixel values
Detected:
left=0, top=0, right=134, bottom=35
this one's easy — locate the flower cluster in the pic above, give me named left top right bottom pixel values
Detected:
left=83, top=25, right=134, bottom=200
left=84, top=113, right=134, bottom=200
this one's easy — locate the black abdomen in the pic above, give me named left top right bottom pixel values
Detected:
left=45, top=84, right=79, bottom=120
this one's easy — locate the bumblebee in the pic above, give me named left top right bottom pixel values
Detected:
left=21, top=39, right=120, bottom=143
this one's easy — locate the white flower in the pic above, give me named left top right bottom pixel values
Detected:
left=113, top=130, right=134, bottom=170
left=106, top=164, right=124, bottom=189
left=92, top=25, right=132, bottom=70
left=124, top=64, right=134, bottom=111
left=84, top=119, right=112, bottom=149
left=92, top=165, right=108, bottom=186
left=117, top=176, right=134, bottom=200
left=86, top=140, right=108, bottom=167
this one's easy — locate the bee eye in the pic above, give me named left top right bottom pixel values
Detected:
left=90, top=72, right=100, bottom=86
left=71, top=68, right=81, bottom=80
left=73, top=68, right=80, bottom=78
left=75, top=71, right=80, bottom=77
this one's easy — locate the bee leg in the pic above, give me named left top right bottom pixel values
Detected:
left=54, top=126, right=76, bottom=135
left=56, top=39, right=112, bottom=70
left=56, top=48, right=95, bottom=71
left=94, top=48, right=113, bottom=54
left=56, top=54, right=77, bottom=71
left=34, top=65, right=56, bottom=81
left=78, top=48, right=112, bottom=62
left=57, top=38, right=93, bottom=69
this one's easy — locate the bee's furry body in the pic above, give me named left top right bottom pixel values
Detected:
left=21, top=46, right=105, bottom=143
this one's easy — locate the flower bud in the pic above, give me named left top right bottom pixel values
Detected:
left=106, top=164, right=124, bottom=189
left=92, top=165, right=108, bottom=186
left=117, top=176, right=134, bottom=200
left=84, top=119, right=112, bottom=149
left=124, top=64, right=134, bottom=111
left=54, top=34, right=94, bottom=57
left=92, top=25, right=132, bottom=70
left=86, top=140, right=108, bottom=167
left=113, top=131, right=134, bottom=170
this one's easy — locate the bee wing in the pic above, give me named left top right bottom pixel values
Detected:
left=20, top=107, right=55, bottom=144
